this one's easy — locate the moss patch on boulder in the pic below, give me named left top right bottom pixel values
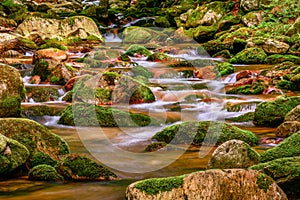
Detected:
left=151, top=121, right=258, bottom=146
left=58, top=154, right=117, bottom=181
left=28, top=164, right=64, bottom=182
left=253, top=96, right=300, bottom=127
left=230, top=47, right=267, bottom=64
left=260, top=131, right=300, bottom=162
left=250, top=156, right=300, bottom=196
left=58, top=103, right=154, bottom=127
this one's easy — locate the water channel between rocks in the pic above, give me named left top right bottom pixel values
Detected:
left=0, top=40, right=279, bottom=200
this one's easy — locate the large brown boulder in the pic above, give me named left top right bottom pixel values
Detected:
left=126, top=169, right=287, bottom=200
left=16, top=16, right=103, bottom=42
left=0, top=63, right=25, bottom=117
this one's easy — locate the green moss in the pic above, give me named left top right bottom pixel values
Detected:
left=50, top=75, right=61, bottom=84
left=250, top=157, right=300, bottom=195
left=58, top=103, right=154, bottom=127
left=131, top=65, right=153, bottom=78
left=256, top=173, right=274, bottom=192
left=0, top=95, right=21, bottom=117
left=217, top=62, right=234, bottom=76
left=30, top=152, right=58, bottom=168
left=277, top=80, right=295, bottom=91
left=134, top=175, right=186, bottom=195
left=260, top=131, right=300, bottom=162
left=253, top=96, right=300, bottom=127
left=95, top=88, right=112, bottom=103
left=147, top=52, right=171, bottom=62
left=230, top=47, right=267, bottom=64
left=226, top=81, right=266, bottom=95
left=0, top=118, right=70, bottom=162
left=39, top=39, right=68, bottom=51
left=32, top=60, right=50, bottom=81
left=226, top=112, right=254, bottom=122
left=152, top=121, right=258, bottom=146
left=144, top=142, right=168, bottom=152
left=265, top=54, right=300, bottom=64
left=59, top=154, right=117, bottom=180
left=19, top=38, right=37, bottom=50
left=125, top=44, right=152, bottom=57
left=28, top=164, right=64, bottom=182
left=86, top=34, right=101, bottom=41
left=22, top=105, right=54, bottom=117
left=25, top=86, right=60, bottom=102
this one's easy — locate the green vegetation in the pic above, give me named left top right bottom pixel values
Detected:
left=30, top=152, right=58, bottom=168
left=125, top=44, right=152, bottom=57
left=28, top=164, right=64, bottom=181
left=260, top=131, right=300, bottom=162
left=256, top=173, right=274, bottom=193
left=226, top=112, right=254, bottom=122
left=226, top=81, right=266, bottom=95
left=253, top=96, right=300, bottom=127
left=131, top=65, right=153, bottom=78
left=216, top=62, right=234, bottom=76
left=230, top=48, right=267, bottom=64
left=59, top=154, right=117, bottom=180
left=152, top=121, right=258, bottom=146
left=134, top=175, right=186, bottom=195
left=58, top=103, right=154, bottom=127
left=250, top=157, right=300, bottom=196
left=32, top=60, right=50, bottom=81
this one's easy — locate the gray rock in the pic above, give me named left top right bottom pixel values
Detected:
left=241, top=0, right=260, bottom=12
left=207, top=139, right=260, bottom=169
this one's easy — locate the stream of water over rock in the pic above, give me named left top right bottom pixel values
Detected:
left=0, top=33, right=280, bottom=200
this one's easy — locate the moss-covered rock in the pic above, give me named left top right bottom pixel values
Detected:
left=208, top=140, right=260, bottom=169
left=0, top=118, right=70, bottom=162
left=253, top=96, right=300, bottom=127
left=0, top=63, right=25, bottom=118
left=122, top=26, right=168, bottom=44
left=250, top=156, right=300, bottom=196
left=0, top=135, right=30, bottom=177
left=146, top=52, right=171, bottom=62
left=265, top=54, right=300, bottom=64
left=216, top=62, right=234, bottom=76
left=186, top=25, right=218, bottom=43
left=230, top=47, right=267, bottom=64
left=58, top=103, right=154, bottom=127
left=226, top=112, right=254, bottom=122
left=126, top=169, right=287, bottom=200
left=30, top=152, right=58, bottom=168
left=28, top=164, right=64, bottom=182
left=125, top=44, right=152, bottom=57
left=226, top=81, right=266, bottom=95
left=260, top=131, right=300, bottom=162
left=16, top=16, right=104, bottom=43
left=25, top=86, right=60, bottom=102
left=131, top=65, right=153, bottom=79
left=58, top=154, right=117, bottom=181
left=276, top=121, right=300, bottom=138
left=151, top=121, right=258, bottom=146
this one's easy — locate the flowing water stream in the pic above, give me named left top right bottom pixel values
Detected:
left=0, top=37, right=279, bottom=200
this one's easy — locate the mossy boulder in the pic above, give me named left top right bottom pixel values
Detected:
left=25, top=86, right=60, bottom=102
left=16, top=16, right=103, bottom=42
left=0, top=118, right=70, bottom=162
left=146, top=52, right=172, bottom=62
left=226, top=81, right=266, bottom=95
left=30, top=152, right=58, bottom=168
left=122, top=26, right=168, bottom=44
left=0, top=135, right=30, bottom=177
left=28, top=164, right=64, bottom=182
left=182, top=1, right=228, bottom=28
left=58, top=103, right=154, bottom=127
left=253, top=96, right=300, bottom=127
left=216, top=62, right=234, bottom=76
left=126, top=169, right=287, bottom=200
left=58, top=154, right=117, bottom=181
left=125, top=44, right=152, bottom=57
left=230, top=47, right=267, bottom=64
left=285, top=105, right=300, bottom=122
left=0, top=63, right=25, bottom=118
left=131, top=65, right=153, bottom=79
left=260, top=131, right=300, bottom=162
left=265, top=54, right=300, bottom=65
left=151, top=121, right=259, bottom=146
left=276, top=121, right=300, bottom=138
left=186, top=25, right=218, bottom=43
left=250, top=157, right=300, bottom=197
left=207, top=140, right=260, bottom=169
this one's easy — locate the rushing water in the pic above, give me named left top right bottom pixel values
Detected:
left=1, top=39, right=280, bottom=199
